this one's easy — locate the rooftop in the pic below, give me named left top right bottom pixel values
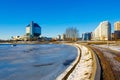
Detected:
left=26, top=21, right=41, bottom=28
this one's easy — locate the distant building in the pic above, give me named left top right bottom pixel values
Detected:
left=114, top=31, right=120, bottom=40
left=114, top=21, right=120, bottom=31
left=56, top=35, right=61, bottom=40
left=12, top=35, right=29, bottom=41
left=40, top=36, right=52, bottom=41
left=92, top=21, right=111, bottom=40
left=111, top=33, right=115, bottom=40
left=11, top=21, right=41, bottom=41
left=12, top=36, right=21, bottom=40
left=82, top=32, right=91, bottom=41
left=61, top=34, right=66, bottom=40
left=114, top=21, right=120, bottom=40
left=26, top=21, right=41, bottom=39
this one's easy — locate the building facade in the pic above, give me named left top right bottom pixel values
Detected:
left=56, top=35, right=61, bottom=40
left=61, top=34, right=66, bottom=40
left=114, top=21, right=120, bottom=40
left=82, top=32, right=91, bottom=41
left=26, top=21, right=41, bottom=39
left=114, top=21, right=120, bottom=31
left=114, top=31, right=120, bottom=40
left=92, top=21, right=111, bottom=40
left=111, top=33, right=115, bottom=40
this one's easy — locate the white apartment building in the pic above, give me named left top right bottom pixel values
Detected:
left=92, top=21, right=111, bottom=40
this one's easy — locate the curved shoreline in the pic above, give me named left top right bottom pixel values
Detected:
left=0, top=43, right=99, bottom=80
left=56, top=43, right=81, bottom=80
left=57, top=44, right=98, bottom=80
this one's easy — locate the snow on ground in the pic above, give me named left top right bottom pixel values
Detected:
left=94, top=44, right=120, bottom=52
left=93, top=45, right=120, bottom=79
left=67, top=44, right=93, bottom=80
left=93, top=45, right=120, bottom=71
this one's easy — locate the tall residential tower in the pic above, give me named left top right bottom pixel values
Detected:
left=114, top=21, right=120, bottom=31
left=114, top=21, right=120, bottom=40
left=92, top=21, right=111, bottom=40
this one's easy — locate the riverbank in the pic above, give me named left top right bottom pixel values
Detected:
left=57, top=44, right=98, bottom=80
left=0, top=41, right=50, bottom=44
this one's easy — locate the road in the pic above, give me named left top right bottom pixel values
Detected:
left=91, top=45, right=120, bottom=80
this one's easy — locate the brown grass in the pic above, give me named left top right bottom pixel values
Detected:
left=114, top=57, right=120, bottom=62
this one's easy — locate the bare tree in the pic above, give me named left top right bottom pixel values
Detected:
left=65, top=27, right=79, bottom=41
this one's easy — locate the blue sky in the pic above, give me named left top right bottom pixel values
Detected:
left=0, top=0, right=120, bottom=39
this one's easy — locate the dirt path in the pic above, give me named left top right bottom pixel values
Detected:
left=89, top=46, right=115, bottom=80
left=92, top=45, right=120, bottom=80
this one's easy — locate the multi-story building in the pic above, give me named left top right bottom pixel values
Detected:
left=12, top=36, right=21, bottom=40
left=56, top=35, right=61, bottom=40
left=11, top=21, right=41, bottom=41
left=114, top=31, right=120, bottom=40
left=82, top=32, right=91, bottom=41
left=26, top=21, right=41, bottom=38
left=61, top=34, right=66, bottom=40
left=92, top=21, right=111, bottom=40
left=111, top=33, right=115, bottom=40
left=114, top=21, right=120, bottom=31
left=114, top=21, right=120, bottom=40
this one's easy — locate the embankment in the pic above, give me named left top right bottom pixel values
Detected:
left=56, top=44, right=100, bottom=80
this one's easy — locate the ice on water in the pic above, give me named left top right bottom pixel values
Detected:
left=0, top=44, right=77, bottom=80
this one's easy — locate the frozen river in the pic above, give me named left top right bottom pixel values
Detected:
left=0, top=44, right=77, bottom=80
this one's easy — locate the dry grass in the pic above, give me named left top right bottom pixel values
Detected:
left=114, top=57, right=120, bottom=62
left=78, top=41, right=117, bottom=45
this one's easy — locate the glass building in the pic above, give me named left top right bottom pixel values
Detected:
left=82, top=32, right=91, bottom=41
left=26, top=21, right=41, bottom=38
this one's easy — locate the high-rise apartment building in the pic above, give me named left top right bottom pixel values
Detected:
left=114, top=21, right=120, bottom=40
left=92, top=21, right=111, bottom=40
left=114, top=21, right=120, bottom=31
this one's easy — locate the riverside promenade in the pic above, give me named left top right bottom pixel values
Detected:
left=57, top=43, right=101, bottom=80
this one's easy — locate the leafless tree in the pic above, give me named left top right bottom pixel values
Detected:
left=65, top=27, right=79, bottom=41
